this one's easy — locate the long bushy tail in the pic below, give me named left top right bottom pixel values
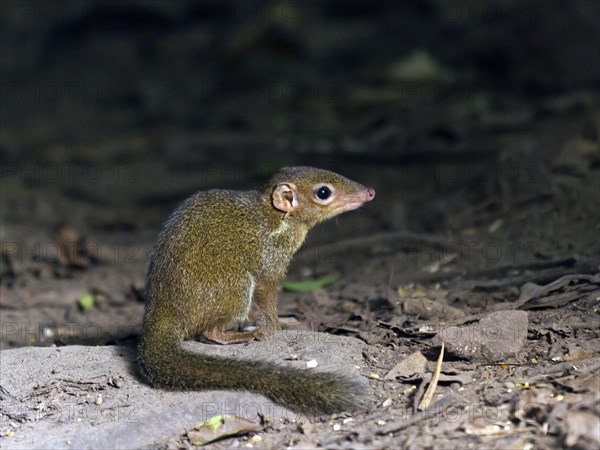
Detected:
left=137, top=320, right=367, bottom=415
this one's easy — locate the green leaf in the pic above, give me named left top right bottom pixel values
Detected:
left=282, top=272, right=341, bottom=292
left=203, top=415, right=224, bottom=431
left=189, top=415, right=261, bottom=446
left=77, top=293, right=95, bottom=312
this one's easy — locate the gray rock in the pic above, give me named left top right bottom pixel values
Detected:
left=0, top=331, right=367, bottom=449
left=433, top=310, right=528, bottom=362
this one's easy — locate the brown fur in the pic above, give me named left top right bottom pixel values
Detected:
left=137, top=167, right=375, bottom=414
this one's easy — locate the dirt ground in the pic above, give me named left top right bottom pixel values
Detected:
left=1, top=1, right=599, bottom=449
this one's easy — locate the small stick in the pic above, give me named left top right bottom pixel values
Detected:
left=418, top=342, right=444, bottom=411
left=511, top=273, right=600, bottom=309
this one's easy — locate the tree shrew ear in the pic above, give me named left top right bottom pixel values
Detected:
left=272, top=183, right=299, bottom=212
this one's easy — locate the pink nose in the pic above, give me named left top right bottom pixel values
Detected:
left=365, top=187, right=375, bottom=202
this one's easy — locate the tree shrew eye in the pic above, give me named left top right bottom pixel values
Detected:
left=316, top=186, right=332, bottom=200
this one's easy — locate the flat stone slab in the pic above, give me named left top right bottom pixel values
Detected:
left=433, top=310, right=528, bottom=362
left=0, top=331, right=367, bottom=449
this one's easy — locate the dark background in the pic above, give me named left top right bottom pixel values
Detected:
left=1, top=0, right=598, bottom=240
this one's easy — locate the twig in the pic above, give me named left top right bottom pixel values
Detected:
left=519, top=291, right=588, bottom=310
left=413, top=373, right=431, bottom=414
left=418, top=343, right=444, bottom=411
left=510, top=274, right=600, bottom=309
left=377, top=394, right=461, bottom=435
left=409, top=257, right=599, bottom=287
left=294, top=231, right=458, bottom=263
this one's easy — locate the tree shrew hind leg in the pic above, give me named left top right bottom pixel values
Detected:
left=204, top=280, right=282, bottom=344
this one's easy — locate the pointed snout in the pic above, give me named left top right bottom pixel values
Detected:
left=365, top=187, right=375, bottom=202
left=340, top=186, right=376, bottom=212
